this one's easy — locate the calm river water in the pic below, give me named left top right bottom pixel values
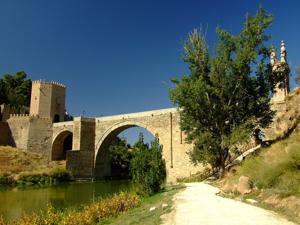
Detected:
left=0, top=180, right=132, bottom=221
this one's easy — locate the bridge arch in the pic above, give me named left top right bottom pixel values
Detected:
left=94, top=121, right=157, bottom=179
left=52, top=130, right=73, bottom=160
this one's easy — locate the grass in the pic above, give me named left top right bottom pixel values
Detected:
left=0, top=185, right=183, bottom=225
left=100, top=185, right=184, bottom=225
left=0, top=146, right=70, bottom=186
left=227, top=129, right=300, bottom=196
left=220, top=128, right=300, bottom=223
left=0, top=192, right=141, bottom=225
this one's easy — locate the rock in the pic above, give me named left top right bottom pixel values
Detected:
left=149, top=207, right=156, bottom=211
left=237, top=176, right=252, bottom=195
left=232, top=184, right=238, bottom=193
left=221, top=182, right=233, bottom=193
left=246, top=198, right=258, bottom=204
left=162, top=203, right=168, bottom=208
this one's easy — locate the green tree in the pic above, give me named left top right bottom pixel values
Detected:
left=130, top=133, right=166, bottom=195
left=170, top=8, right=276, bottom=177
left=132, top=132, right=149, bottom=152
left=109, top=137, right=133, bottom=178
left=0, top=79, right=7, bottom=105
left=1, top=71, right=31, bottom=110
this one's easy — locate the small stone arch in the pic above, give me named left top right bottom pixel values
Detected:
left=94, top=121, right=157, bottom=179
left=52, top=130, right=73, bottom=160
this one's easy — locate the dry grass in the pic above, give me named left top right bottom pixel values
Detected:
left=229, top=129, right=300, bottom=195
left=0, top=146, right=67, bottom=186
left=220, top=127, right=300, bottom=223
left=0, top=192, right=140, bottom=225
left=0, top=146, right=64, bottom=178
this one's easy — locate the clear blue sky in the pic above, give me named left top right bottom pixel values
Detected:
left=1, top=0, right=300, bottom=143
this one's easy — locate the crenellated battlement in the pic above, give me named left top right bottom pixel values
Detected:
left=9, top=114, right=52, bottom=121
left=32, top=80, right=66, bottom=88
left=30, top=79, right=66, bottom=122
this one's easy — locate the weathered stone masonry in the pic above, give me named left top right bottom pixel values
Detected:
left=0, top=41, right=289, bottom=182
left=63, top=108, right=202, bottom=182
left=0, top=80, right=202, bottom=182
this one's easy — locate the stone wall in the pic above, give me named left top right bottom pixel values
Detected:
left=0, top=104, right=29, bottom=122
left=7, top=115, right=31, bottom=149
left=30, top=81, right=66, bottom=122
left=66, top=150, right=94, bottom=178
left=73, top=117, right=95, bottom=151
left=0, top=122, right=11, bottom=145
left=27, top=117, right=53, bottom=156
left=93, top=108, right=202, bottom=182
left=30, top=82, right=52, bottom=118
left=3, top=107, right=203, bottom=182
left=6, top=115, right=52, bottom=155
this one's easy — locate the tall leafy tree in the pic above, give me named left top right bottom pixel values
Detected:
left=109, top=137, right=133, bottom=178
left=170, top=8, right=276, bottom=177
left=130, top=133, right=166, bottom=195
left=0, top=79, right=7, bottom=105
left=1, top=71, right=31, bottom=110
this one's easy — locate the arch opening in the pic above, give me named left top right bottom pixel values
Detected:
left=53, top=114, right=60, bottom=123
left=94, top=123, right=156, bottom=180
left=52, top=131, right=73, bottom=160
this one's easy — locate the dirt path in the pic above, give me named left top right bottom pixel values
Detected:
left=161, top=182, right=297, bottom=225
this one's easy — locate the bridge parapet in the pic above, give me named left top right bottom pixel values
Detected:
left=95, top=108, right=177, bottom=122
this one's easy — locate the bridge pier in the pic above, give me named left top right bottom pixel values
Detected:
left=66, top=117, right=95, bottom=178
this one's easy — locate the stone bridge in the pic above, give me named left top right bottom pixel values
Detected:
left=52, top=108, right=202, bottom=182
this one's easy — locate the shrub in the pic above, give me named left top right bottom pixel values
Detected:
left=9, top=192, right=140, bottom=225
left=130, top=136, right=166, bottom=196
left=0, top=215, right=5, bottom=225
left=63, top=192, right=140, bottom=224
left=17, top=173, right=52, bottom=186
left=49, top=167, right=73, bottom=182
left=0, top=174, right=14, bottom=186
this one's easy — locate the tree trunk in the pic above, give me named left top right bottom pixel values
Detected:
left=218, top=148, right=228, bottom=178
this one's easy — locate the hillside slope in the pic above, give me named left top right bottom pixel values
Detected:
left=220, top=126, right=300, bottom=223
left=0, top=146, right=65, bottom=181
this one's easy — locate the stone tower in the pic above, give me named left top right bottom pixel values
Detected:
left=30, top=80, right=66, bottom=122
left=270, top=40, right=290, bottom=103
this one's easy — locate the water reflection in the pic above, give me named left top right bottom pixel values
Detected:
left=0, top=180, right=132, bottom=221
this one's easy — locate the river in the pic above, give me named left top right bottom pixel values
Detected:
left=0, top=180, right=132, bottom=221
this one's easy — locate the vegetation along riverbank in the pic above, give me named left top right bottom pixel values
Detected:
left=0, top=146, right=72, bottom=187
left=0, top=185, right=183, bottom=225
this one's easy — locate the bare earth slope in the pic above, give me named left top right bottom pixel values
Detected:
left=162, top=182, right=296, bottom=225
left=0, top=146, right=64, bottom=178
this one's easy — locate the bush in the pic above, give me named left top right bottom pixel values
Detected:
left=17, top=173, right=52, bottom=186
left=63, top=192, right=140, bottom=224
left=0, top=174, right=14, bottom=186
left=8, top=192, right=140, bottom=225
left=130, top=136, right=166, bottom=196
left=49, top=167, right=73, bottom=182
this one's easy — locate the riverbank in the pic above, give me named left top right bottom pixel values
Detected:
left=101, top=185, right=184, bottom=225
left=0, top=146, right=71, bottom=186
left=0, top=184, right=183, bottom=225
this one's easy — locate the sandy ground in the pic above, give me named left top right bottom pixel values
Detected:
left=161, top=182, right=297, bottom=225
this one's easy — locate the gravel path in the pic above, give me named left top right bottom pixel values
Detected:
left=161, top=182, right=297, bottom=225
